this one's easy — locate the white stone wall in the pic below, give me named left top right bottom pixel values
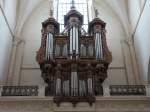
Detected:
left=0, top=0, right=18, bottom=85
left=15, top=0, right=49, bottom=86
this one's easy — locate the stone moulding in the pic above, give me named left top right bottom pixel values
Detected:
left=0, top=96, right=150, bottom=112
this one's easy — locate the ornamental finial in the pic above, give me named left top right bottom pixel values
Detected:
left=71, top=0, right=75, bottom=10
left=94, top=8, right=99, bottom=18
left=49, top=0, right=53, bottom=17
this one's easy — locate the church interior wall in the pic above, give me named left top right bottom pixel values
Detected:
left=0, top=0, right=18, bottom=85
left=128, top=0, right=150, bottom=84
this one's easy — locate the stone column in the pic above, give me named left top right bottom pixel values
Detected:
left=13, top=40, right=25, bottom=85
left=6, top=37, right=25, bottom=85
left=127, top=39, right=141, bottom=84
left=121, top=39, right=141, bottom=85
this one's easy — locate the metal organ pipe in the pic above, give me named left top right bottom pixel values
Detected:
left=76, top=27, right=79, bottom=54
left=62, top=44, right=67, bottom=56
left=48, top=33, right=50, bottom=59
left=71, top=71, right=78, bottom=96
left=45, top=33, right=53, bottom=60
left=87, top=78, right=93, bottom=95
left=50, top=33, right=53, bottom=58
left=56, top=78, right=61, bottom=95
left=73, top=27, right=75, bottom=51
left=99, top=33, right=103, bottom=58
left=69, top=26, right=79, bottom=58
left=63, top=80, right=69, bottom=96
left=45, top=34, right=48, bottom=60
left=70, top=28, right=73, bottom=56
left=95, top=32, right=103, bottom=59
left=79, top=80, right=86, bottom=96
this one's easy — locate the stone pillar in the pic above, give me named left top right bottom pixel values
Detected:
left=13, top=40, right=25, bottom=85
left=128, top=39, right=141, bottom=84
left=122, top=39, right=141, bottom=84
left=121, top=38, right=141, bottom=85
left=6, top=37, right=25, bottom=85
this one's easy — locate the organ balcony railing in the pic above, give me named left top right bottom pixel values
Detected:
left=0, top=85, right=147, bottom=97
left=36, top=5, right=112, bottom=106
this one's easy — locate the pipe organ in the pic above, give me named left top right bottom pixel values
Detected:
left=36, top=4, right=112, bottom=106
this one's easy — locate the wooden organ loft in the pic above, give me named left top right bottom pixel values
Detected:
left=36, top=1, right=112, bottom=106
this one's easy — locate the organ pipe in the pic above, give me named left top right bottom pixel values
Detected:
left=79, top=80, right=86, bottom=96
left=45, top=33, right=53, bottom=60
left=80, top=44, right=86, bottom=56
left=75, top=27, right=79, bottom=54
left=56, top=78, right=61, bottom=96
left=70, top=27, right=73, bottom=55
left=95, top=32, right=103, bottom=59
left=63, top=80, right=69, bottom=96
left=73, top=27, right=76, bottom=51
left=87, top=78, right=93, bottom=95
left=71, top=71, right=78, bottom=96
left=69, top=26, right=79, bottom=58
left=62, top=44, right=68, bottom=56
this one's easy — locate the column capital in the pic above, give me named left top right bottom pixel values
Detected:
left=13, top=37, right=25, bottom=46
left=121, top=38, right=134, bottom=46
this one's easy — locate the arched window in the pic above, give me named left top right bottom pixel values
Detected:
left=53, top=0, right=89, bottom=32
